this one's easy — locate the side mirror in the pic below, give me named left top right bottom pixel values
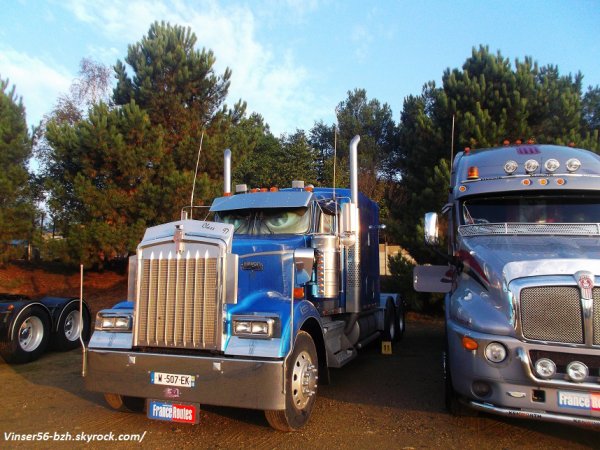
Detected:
left=424, top=212, right=439, bottom=246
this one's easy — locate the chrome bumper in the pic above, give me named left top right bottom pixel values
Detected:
left=470, top=401, right=600, bottom=428
left=84, top=348, right=286, bottom=410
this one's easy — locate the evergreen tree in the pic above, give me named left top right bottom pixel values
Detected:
left=0, top=77, right=35, bottom=262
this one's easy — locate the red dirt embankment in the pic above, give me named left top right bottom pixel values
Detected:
left=0, top=262, right=127, bottom=316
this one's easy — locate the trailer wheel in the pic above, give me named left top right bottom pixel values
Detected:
left=0, top=306, right=50, bottom=364
left=265, top=331, right=318, bottom=431
left=443, top=348, right=476, bottom=416
left=103, top=393, right=145, bottom=413
left=53, top=302, right=90, bottom=351
left=394, top=301, right=405, bottom=342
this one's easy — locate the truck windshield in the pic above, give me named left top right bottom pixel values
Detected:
left=217, top=207, right=311, bottom=234
left=462, top=195, right=600, bottom=225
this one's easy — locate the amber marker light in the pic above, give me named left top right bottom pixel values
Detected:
left=467, top=166, right=480, bottom=180
left=269, top=187, right=278, bottom=192
left=7, top=304, right=14, bottom=311
left=459, top=185, right=467, bottom=192
left=539, top=179, right=549, bottom=186
left=522, top=179, right=532, bottom=186
left=223, top=192, right=232, bottom=197
left=293, top=287, right=305, bottom=299
left=556, top=178, right=566, bottom=186
left=462, top=336, right=479, bottom=351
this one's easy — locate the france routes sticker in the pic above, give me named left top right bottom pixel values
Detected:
left=147, top=400, right=199, bottom=424
left=557, top=391, right=600, bottom=411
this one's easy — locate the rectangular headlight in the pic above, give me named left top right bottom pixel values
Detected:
left=95, top=312, right=132, bottom=331
left=232, top=316, right=278, bottom=339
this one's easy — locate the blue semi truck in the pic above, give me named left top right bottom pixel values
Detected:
left=84, top=136, right=404, bottom=431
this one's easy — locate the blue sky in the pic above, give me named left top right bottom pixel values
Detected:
left=2, top=0, right=600, bottom=136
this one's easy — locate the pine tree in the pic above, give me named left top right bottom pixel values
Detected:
left=0, top=77, right=35, bottom=262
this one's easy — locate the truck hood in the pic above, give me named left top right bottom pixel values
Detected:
left=453, top=235, right=600, bottom=334
left=231, top=235, right=309, bottom=306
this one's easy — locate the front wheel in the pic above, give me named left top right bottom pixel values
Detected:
left=103, top=393, right=145, bottom=413
left=265, top=331, right=318, bottom=431
left=443, top=349, right=476, bottom=416
left=0, top=306, right=50, bottom=364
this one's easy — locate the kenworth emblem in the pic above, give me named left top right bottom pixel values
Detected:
left=575, top=271, right=594, bottom=299
left=174, top=225, right=185, bottom=254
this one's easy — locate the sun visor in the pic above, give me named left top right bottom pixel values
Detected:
left=210, top=190, right=312, bottom=212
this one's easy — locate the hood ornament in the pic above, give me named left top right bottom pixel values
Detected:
left=174, top=224, right=185, bottom=254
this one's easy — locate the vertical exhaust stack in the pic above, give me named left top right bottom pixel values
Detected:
left=349, top=135, right=360, bottom=205
left=224, top=149, right=232, bottom=196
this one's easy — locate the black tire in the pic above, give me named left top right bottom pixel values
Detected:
left=103, top=393, right=145, bottom=413
left=382, top=299, right=397, bottom=342
left=394, top=301, right=405, bottom=342
left=443, top=348, right=476, bottom=416
left=53, top=302, right=90, bottom=351
left=265, top=331, right=318, bottom=431
left=0, top=305, right=50, bottom=364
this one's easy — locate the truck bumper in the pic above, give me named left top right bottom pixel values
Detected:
left=447, top=320, right=600, bottom=427
left=85, top=348, right=286, bottom=410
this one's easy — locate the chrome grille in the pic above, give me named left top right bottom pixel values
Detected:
left=459, top=223, right=600, bottom=237
left=520, top=286, right=583, bottom=344
left=135, top=252, right=220, bottom=350
left=594, top=288, right=600, bottom=345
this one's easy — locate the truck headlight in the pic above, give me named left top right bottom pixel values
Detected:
left=484, top=342, right=507, bottom=363
left=566, top=361, right=588, bottom=382
left=95, top=312, right=132, bottom=331
left=534, top=358, right=556, bottom=378
left=232, top=316, right=278, bottom=339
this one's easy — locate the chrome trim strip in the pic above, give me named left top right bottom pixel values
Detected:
left=469, top=400, right=600, bottom=428
left=517, top=348, right=600, bottom=392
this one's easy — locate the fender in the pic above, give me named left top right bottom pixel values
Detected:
left=51, top=298, right=91, bottom=338
left=6, top=301, right=51, bottom=340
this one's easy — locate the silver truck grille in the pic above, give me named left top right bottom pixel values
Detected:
left=520, top=286, right=584, bottom=344
left=135, top=254, right=220, bottom=350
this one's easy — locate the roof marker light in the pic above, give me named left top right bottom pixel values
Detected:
left=556, top=178, right=566, bottom=186
left=544, top=158, right=560, bottom=173
left=522, top=179, right=532, bottom=186
left=524, top=159, right=539, bottom=174
left=539, top=179, right=548, bottom=186
left=459, top=185, right=467, bottom=193
left=566, top=158, right=581, bottom=172
left=467, top=166, right=480, bottom=179
left=504, top=160, right=518, bottom=174
left=503, top=139, right=510, bottom=146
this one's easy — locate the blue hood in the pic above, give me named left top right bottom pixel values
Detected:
left=232, top=234, right=309, bottom=306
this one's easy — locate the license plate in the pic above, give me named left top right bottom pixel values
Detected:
left=147, top=400, right=200, bottom=424
left=150, top=371, right=195, bottom=388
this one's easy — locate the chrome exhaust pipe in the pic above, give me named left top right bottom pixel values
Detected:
left=349, top=135, right=360, bottom=204
left=224, top=149, right=231, bottom=195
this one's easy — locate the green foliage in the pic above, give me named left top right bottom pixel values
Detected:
left=0, top=77, right=36, bottom=263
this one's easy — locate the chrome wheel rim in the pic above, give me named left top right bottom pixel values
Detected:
left=19, top=316, right=44, bottom=352
left=64, top=310, right=81, bottom=341
left=291, top=350, right=317, bottom=410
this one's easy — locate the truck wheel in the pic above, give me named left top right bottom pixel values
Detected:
left=265, top=331, right=318, bottom=431
left=382, top=299, right=397, bottom=342
left=53, top=302, right=90, bottom=351
left=0, top=306, right=50, bottom=364
left=394, top=302, right=405, bottom=342
left=443, top=349, right=476, bottom=416
left=103, top=393, right=145, bottom=413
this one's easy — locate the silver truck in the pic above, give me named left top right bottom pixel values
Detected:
left=414, top=142, right=600, bottom=427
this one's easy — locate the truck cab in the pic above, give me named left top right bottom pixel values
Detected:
left=415, top=143, right=600, bottom=427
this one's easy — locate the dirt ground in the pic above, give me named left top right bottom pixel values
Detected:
left=0, top=263, right=598, bottom=449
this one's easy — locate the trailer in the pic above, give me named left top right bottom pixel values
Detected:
left=415, top=142, right=600, bottom=427
left=0, top=293, right=91, bottom=363
left=84, top=136, right=404, bottom=430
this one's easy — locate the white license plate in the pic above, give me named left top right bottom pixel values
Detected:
left=150, top=371, right=195, bottom=388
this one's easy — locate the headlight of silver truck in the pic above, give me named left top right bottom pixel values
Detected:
left=95, top=312, right=132, bottom=332
left=484, top=342, right=507, bottom=363
left=232, top=315, right=279, bottom=339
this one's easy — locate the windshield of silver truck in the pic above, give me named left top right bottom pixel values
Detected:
left=216, top=207, right=310, bottom=234
left=461, top=195, right=600, bottom=225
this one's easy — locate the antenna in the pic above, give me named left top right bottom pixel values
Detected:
left=450, top=114, right=455, bottom=188
left=189, top=130, right=205, bottom=220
